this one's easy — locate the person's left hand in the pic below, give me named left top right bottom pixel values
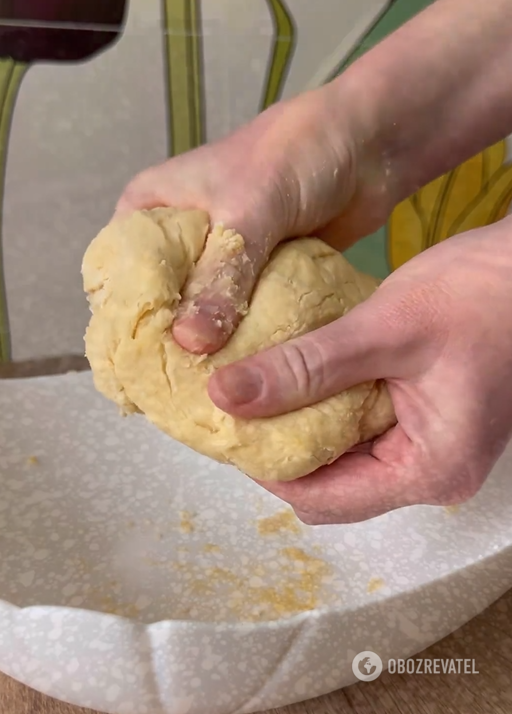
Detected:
left=208, top=218, right=512, bottom=524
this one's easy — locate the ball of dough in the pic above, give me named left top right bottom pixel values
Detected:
left=82, top=208, right=395, bottom=482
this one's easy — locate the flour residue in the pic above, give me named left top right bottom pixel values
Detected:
left=72, top=507, right=334, bottom=623
left=159, top=545, right=333, bottom=622
left=444, top=505, right=460, bottom=515
left=179, top=510, right=195, bottom=534
left=257, top=508, right=302, bottom=536
left=367, top=576, right=385, bottom=594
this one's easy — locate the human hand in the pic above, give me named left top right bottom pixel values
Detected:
left=116, top=0, right=512, bottom=361
left=207, top=219, right=512, bottom=524
left=116, top=84, right=393, bottom=354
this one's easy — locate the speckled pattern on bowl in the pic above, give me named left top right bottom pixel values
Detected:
left=0, top=371, right=511, bottom=714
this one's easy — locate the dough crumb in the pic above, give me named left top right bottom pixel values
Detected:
left=367, top=576, right=385, bottom=594
left=26, top=455, right=39, bottom=466
left=179, top=510, right=195, bottom=534
left=444, top=505, right=460, bottom=515
left=257, top=509, right=302, bottom=536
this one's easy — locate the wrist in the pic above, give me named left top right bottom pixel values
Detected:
left=329, top=0, right=512, bottom=211
left=317, top=71, right=400, bottom=235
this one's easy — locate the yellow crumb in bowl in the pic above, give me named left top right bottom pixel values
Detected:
left=179, top=510, right=195, bottom=534
left=257, top=509, right=302, bottom=536
left=228, top=547, right=333, bottom=621
left=444, top=505, right=460, bottom=515
left=367, top=577, right=385, bottom=594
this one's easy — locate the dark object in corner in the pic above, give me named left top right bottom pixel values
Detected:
left=0, top=0, right=127, bottom=63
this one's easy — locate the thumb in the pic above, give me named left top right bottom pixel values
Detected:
left=171, top=224, right=270, bottom=354
left=208, top=284, right=429, bottom=418
left=172, top=203, right=288, bottom=354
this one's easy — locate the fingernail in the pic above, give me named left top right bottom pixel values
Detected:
left=172, top=315, right=225, bottom=355
left=214, top=365, right=262, bottom=405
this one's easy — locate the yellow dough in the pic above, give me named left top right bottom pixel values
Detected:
left=82, top=208, right=396, bottom=482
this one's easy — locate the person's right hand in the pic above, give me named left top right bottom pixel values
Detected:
left=116, top=83, right=394, bottom=354
left=208, top=219, right=512, bottom=523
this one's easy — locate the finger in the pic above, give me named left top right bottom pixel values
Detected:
left=171, top=227, right=260, bottom=354
left=115, top=164, right=275, bottom=354
left=317, top=194, right=389, bottom=253
left=172, top=226, right=273, bottom=354
left=208, top=283, right=428, bottom=418
left=317, top=213, right=370, bottom=253
left=255, top=425, right=418, bottom=524
left=257, top=419, right=484, bottom=524
left=257, top=455, right=405, bottom=525
left=114, top=165, right=167, bottom=218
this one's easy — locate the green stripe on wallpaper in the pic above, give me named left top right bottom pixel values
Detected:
left=330, top=0, right=434, bottom=78
left=162, top=0, right=205, bottom=156
left=0, top=59, right=27, bottom=362
left=260, top=0, right=296, bottom=111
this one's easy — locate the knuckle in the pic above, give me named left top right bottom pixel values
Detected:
left=117, top=168, right=155, bottom=212
left=114, top=193, right=131, bottom=214
left=116, top=181, right=140, bottom=213
left=279, top=339, right=328, bottom=401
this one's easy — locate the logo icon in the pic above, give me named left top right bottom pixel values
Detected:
left=352, top=651, right=383, bottom=682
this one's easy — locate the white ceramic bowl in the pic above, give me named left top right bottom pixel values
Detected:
left=1, top=372, right=511, bottom=714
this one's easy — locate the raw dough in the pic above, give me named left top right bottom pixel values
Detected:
left=82, top=208, right=396, bottom=482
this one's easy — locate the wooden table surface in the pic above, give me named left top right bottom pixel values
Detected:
left=2, top=357, right=512, bottom=713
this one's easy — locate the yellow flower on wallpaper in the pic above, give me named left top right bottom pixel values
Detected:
left=388, top=140, right=512, bottom=271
